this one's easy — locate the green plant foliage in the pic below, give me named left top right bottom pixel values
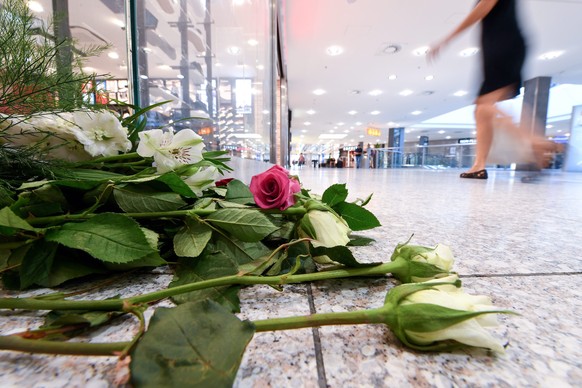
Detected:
left=130, top=301, right=255, bottom=388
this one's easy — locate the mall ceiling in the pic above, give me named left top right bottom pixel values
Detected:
left=282, top=0, right=582, bottom=146
left=20, top=0, right=582, bottom=148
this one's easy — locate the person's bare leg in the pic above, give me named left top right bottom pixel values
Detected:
left=470, top=102, right=496, bottom=172
left=464, top=87, right=515, bottom=174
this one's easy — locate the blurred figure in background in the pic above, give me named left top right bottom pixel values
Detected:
left=429, top=0, right=556, bottom=180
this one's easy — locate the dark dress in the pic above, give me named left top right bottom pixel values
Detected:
left=478, top=0, right=526, bottom=99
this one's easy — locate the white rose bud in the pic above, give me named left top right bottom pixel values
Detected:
left=299, top=210, right=351, bottom=248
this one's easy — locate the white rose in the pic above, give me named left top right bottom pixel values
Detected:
left=400, top=275, right=505, bottom=353
left=300, top=210, right=351, bottom=248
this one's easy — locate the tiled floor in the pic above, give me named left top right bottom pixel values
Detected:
left=1, top=160, right=581, bottom=387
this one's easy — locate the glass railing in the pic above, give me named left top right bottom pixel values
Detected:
left=365, top=143, right=564, bottom=169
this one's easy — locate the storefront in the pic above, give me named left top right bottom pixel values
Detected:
left=24, top=0, right=287, bottom=164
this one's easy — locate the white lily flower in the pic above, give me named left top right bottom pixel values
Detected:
left=69, top=110, right=131, bottom=157
left=137, top=129, right=204, bottom=173
left=0, top=113, right=91, bottom=161
left=182, top=165, right=220, bottom=196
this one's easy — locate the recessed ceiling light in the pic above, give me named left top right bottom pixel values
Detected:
left=306, top=109, right=316, bottom=115
left=143, top=47, right=152, bottom=53
left=256, top=64, right=265, bottom=70
left=425, top=75, right=434, bottom=81
left=412, top=46, right=430, bottom=56
left=27, top=1, right=43, bottom=12
left=399, top=89, right=413, bottom=96
left=326, top=45, right=344, bottom=56
left=177, top=74, right=184, bottom=79
left=438, top=130, right=446, bottom=134
left=459, top=47, right=479, bottom=57
left=337, top=122, right=345, bottom=126
left=301, top=130, right=308, bottom=133
left=411, top=110, right=422, bottom=115
left=112, top=19, right=125, bottom=28
left=82, top=66, right=95, bottom=72
left=227, top=46, right=241, bottom=55
left=383, top=44, right=401, bottom=54
left=546, top=125, right=554, bottom=129
left=139, top=74, right=149, bottom=79
left=446, top=136, right=451, bottom=139
left=453, top=90, right=468, bottom=97
left=304, top=121, right=312, bottom=126
left=108, top=52, right=120, bottom=59
left=348, top=110, right=357, bottom=115
left=355, top=122, right=363, bottom=126
left=368, top=89, right=383, bottom=96
left=472, top=131, right=477, bottom=135
left=319, top=134, right=347, bottom=140
left=388, top=74, right=397, bottom=80
left=158, top=64, right=172, bottom=70
left=539, top=50, right=564, bottom=60
left=359, top=135, right=364, bottom=138
left=370, top=110, right=381, bottom=115
left=247, top=39, right=259, bottom=46
left=313, top=89, right=326, bottom=96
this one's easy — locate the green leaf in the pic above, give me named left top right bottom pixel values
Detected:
left=113, top=185, right=187, bottom=213
left=210, top=235, right=271, bottom=265
left=0, top=185, right=15, bottom=207
left=19, top=240, right=58, bottom=289
left=45, top=213, right=155, bottom=263
left=170, top=251, right=240, bottom=311
left=322, top=184, right=348, bottom=207
left=41, top=253, right=107, bottom=287
left=333, top=202, right=381, bottom=231
left=348, top=235, right=376, bottom=246
left=205, top=208, right=278, bottom=242
left=173, top=219, right=213, bottom=258
left=156, top=172, right=198, bottom=198
left=0, top=207, right=38, bottom=233
left=130, top=301, right=255, bottom=388
left=225, top=180, right=255, bottom=205
left=311, top=245, right=378, bottom=268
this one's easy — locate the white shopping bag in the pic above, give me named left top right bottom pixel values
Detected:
left=487, top=117, right=535, bottom=165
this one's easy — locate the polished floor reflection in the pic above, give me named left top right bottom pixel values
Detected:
left=1, top=160, right=581, bottom=387
left=235, top=162, right=582, bottom=387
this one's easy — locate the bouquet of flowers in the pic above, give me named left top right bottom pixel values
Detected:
left=0, top=1, right=514, bottom=386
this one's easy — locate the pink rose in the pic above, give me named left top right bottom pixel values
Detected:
left=249, top=165, right=300, bottom=210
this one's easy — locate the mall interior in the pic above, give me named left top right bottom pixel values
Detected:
left=0, top=0, right=581, bottom=386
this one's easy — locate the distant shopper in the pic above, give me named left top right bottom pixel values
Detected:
left=354, top=145, right=363, bottom=168
left=298, top=153, right=305, bottom=168
left=428, top=0, right=556, bottom=180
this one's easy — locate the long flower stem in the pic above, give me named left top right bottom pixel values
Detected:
left=0, top=335, right=130, bottom=356
left=0, top=261, right=404, bottom=311
left=252, top=307, right=389, bottom=332
left=83, top=152, right=142, bottom=164
left=26, top=207, right=307, bottom=225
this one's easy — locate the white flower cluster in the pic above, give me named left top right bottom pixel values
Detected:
left=0, top=110, right=131, bottom=161
left=137, top=128, right=220, bottom=196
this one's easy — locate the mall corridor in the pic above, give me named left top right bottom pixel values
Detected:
left=1, top=160, right=581, bottom=387
left=232, top=162, right=582, bottom=387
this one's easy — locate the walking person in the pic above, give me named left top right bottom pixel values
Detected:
left=429, top=0, right=554, bottom=180
left=354, top=144, right=363, bottom=169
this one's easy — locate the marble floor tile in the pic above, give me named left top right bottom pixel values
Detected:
left=309, top=274, right=582, bottom=388
left=1, top=161, right=581, bottom=387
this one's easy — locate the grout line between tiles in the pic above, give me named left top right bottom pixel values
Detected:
left=461, top=271, right=582, bottom=278
left=306, top=283, right=328, bottom=388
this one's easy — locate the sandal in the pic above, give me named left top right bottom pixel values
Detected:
left=460, top=169, right=488, bottom=179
